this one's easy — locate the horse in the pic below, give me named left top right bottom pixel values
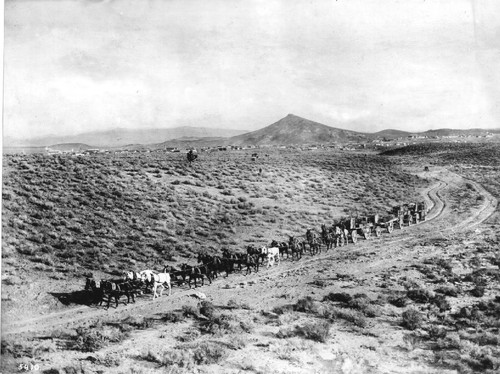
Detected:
left=187, top=150, right=198, bottom=163
left=139, top=270, right=171, bottom=299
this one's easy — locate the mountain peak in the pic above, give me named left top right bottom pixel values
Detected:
left=228, top=114, right=365, bottom=146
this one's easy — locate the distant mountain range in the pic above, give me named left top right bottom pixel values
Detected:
left=5, top=115, right=500, bottom=150
left=4, top=127, right=249, bottom=148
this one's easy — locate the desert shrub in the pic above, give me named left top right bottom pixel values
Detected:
left=143, top=348, right=195, bottom=369
left=199, top=301, right=216, bottom=318
left=272, top=305, right=294, bottom=315
left=176, top=328, right=201, bottom=343
left=277, top=321, right=331, bottom=343
left=323, top=306, right=367, bottom=328
left=407, top=288, right=434, bottom=303
left=431, top=295, right=451, bottom=312
left=435, top=285, right=459, bottom=297
left=403, top=332, right=423, bottom=351
left=226, top=299, right=251, bottom=310
left=459, top=331, right=500, bottom=346
left=323, top=292, right=352, bottom=303
left=122, top=315, right=155, bottom=330
left=427, top=325, right=448, bottom=340
left=193, top=342, right=227, bottom=365
left=402, top=308, right=423, bottom=331
left=347, top=296, right=381, bottom=317
left=163, top=311, right=186, bottom=323
left=296, top=321, right=331, bottom=342
left=471, top=287, right=486, bottom=297
left=95, top=352, right=121, bottom=367
left=182, top=305, right=199, bottom=318
left=72, top=322, right=129, bottom=352
left=388, top=296, right=409, bottom=308
left=311, top=279, right=327, bottom=288
left=200, top=313, right=234, bottom=335
left=293, top=296, right=318, bottom=314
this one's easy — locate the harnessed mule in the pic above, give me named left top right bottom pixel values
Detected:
left=85, top=277, right=105, bottom=306
left=288, top=236, right=304, bottom=260
left=306, top=229, right=322, bottom=255
left=101, top=279, right=137, bottom=309
left=139, top=270, right=171, bottom=299
left=321, top=224, right=334, bottom=251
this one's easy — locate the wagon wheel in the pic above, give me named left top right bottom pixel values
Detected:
left=351, top=230, right=358, bottom=244
left=387, top=222, right=394, bottom=233
left=375, top=226, right=382, bottom=237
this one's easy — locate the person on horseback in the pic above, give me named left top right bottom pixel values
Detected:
left=187, top=149, right=198, bottom=163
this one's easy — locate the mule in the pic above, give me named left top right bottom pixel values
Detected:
left=243, top=253, right=260, bottom=275
left=288, top=236, right=304, bottom=260
left=321, top=225, right=334, bottom=251
left=261, top=246, right=280, bottom=268
left=85, top=277, right=105, bottom=306
left=101, top=279, right=137, bottom=309
left=140, top=270, right=171, bottom=299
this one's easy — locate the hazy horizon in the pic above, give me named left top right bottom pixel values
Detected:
left=4, top=0, right=500, bottom=140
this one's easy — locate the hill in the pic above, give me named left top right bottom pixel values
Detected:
left=154, top=137, right=226, bottom=149
left=227, top=114, right=367, bottom=146
left=47, top=143, right=95, bottom=151
left=370, top=129, right=413, bottom=139
left=5, top=127, right=249, bottom=148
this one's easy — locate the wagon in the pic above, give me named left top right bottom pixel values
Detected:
left=376, top=214, right=402, bottom=233
left=391, top=201, right=427, bottom=227
left=349, top=214, right=394, bottom=239
left=337, top=216, right=376, bottom=243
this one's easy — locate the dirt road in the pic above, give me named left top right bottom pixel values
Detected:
left=3, top=167, right=497, bottom=340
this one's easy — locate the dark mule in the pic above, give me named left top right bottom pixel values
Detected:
left=288, top=236, right=304, bottom=260
left=321, top=224, right=334, bottom=251
left=197, top=253, right=222, bottom=279
left=271, top=240, right=290, bottom=259
left=246, top=245, right=265, bottom=264
left=181, top=264, right=212, bottom=288
left=101, top=279, right=137, bottom=309
left=306, top=229, right=322, bottom=255
left=243, top=254, right=260, bottom=275
left=85, top=277, right=105, bottom=306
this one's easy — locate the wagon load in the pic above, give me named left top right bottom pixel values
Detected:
left=392, top=202, right=427, bottom=226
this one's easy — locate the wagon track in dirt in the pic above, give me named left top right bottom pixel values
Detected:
left=3, top=168, right=497, bottom=338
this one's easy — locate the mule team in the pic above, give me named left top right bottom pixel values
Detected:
left=84, top=224, right=358, bottom=309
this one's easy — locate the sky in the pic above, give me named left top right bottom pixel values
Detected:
left=3, top=0, right=500, bottom=140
